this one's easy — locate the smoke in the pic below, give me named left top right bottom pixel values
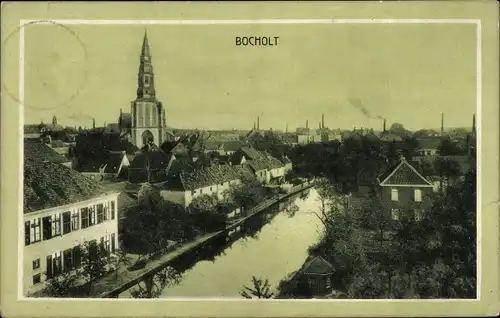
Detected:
left=348, top=98, right=385, bottom=121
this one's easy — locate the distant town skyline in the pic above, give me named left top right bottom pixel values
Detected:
left=23, top=23, right=477, bottom=131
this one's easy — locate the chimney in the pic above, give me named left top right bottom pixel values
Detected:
left=306, top=120, right=308, bottom=129
left=472, top=113, right=476, bottom=134
left=383, top=119, right=386, bottom=132
left=253, top=121, right=256, bottom=130
left=441, top=112, right=444, bottom=135
left=257, top=116, right=260, bottom=130
left=322, top=113, right=325, bottom=129
left=319, top=122, right=321, bottom=129
left=286, top=123, right=288, bottom=133
left=92, top=118, right=96, bottom=129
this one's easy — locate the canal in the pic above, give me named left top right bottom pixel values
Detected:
left=121, top=187, right=324, bottom=298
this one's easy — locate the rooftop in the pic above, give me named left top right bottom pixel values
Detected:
left=377, top=158, right=433, bottom=186
left=301, top=256, right=335, bottom=275
left=24, top=140, right=70, bottom=164
left=24, top=159, right=112, bottom=213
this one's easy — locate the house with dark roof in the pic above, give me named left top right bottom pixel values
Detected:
left=23, top=158, right=120, bottom=295
left=75, top=151, right=131, bottom=182
left=157, top=164, right=255, bottom=207
left=230, top=146, right=286, bottom=183
left=416, top=137, right=442, bottom=156
left=375, top=157, right=435, bottom=221
left=295, top=256, right=335, bottom=296
left=127, top=146, right=174, bottom=184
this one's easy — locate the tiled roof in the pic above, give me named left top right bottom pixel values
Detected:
left=204, top=141, right=223, bottom=151
left=378, top=159, right=433, bottom=186
left=163, top=164, right=255, bottom=191
left=246, top=159, right=271, bottom=172
left=302, top=256, right=335, bottom=275
left=24, top=140, right=69, bottom=164
left=416, top=137, right=442, bottom=150
left=240, top=146, right=264, bottom=160
left=24, top=159, right=109, bottom=213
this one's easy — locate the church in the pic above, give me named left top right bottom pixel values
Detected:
left=118, top=31, right=173, bottom=148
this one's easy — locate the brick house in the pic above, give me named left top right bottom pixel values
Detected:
left=375, top=157, right=435, bottom=221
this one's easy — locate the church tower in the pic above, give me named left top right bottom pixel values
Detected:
left=130, top=30, right=166, bottom=148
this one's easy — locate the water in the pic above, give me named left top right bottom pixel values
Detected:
left=159, top=188, right=324, bottom=298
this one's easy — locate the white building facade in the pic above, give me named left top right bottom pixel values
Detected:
left=23, top=192, right=120, bottom=295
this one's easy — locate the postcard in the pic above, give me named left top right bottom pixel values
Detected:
left=1, top=1, right=499, bottom=317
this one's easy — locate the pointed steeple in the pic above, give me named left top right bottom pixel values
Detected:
left=137, top=30, right=156, bottom=100
left=141, top=30, right=150, bottom=57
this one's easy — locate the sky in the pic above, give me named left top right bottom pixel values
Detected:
left=22, top=23, right=477, bottom=131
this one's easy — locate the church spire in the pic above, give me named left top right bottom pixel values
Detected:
left=137, top=30, right=156, bottom=100
left=141, top=30, right=150, bottom=58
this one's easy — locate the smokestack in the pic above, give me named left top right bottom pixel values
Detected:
left=306, top=120, right=308, bottom=129
left=253, top=121, right=256, bottom=130
left=286, top=123, right=288, bottom=133
left=319, top=122, right=321, bottom=129
left=257, top=116, right=260, bottom=130
left=92, top=118, right=96, bottom=129
left=383, top=119, right=386, bottom=132
left=441, top=112, right=444, bottom=135
left=472, top=113, right=476, bottom=134
left=322, top=113, right=325, bottom=129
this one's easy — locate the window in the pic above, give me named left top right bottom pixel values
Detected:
left=32, top=259, right=40, bottom=270
left=89, top=207, right=96, bottom=226
left=111, top=233, right=116, bottom=253
left=51, top=214, right=61, bottom=237
left=32, top=274, right=41, bottom=285
left=104, top=236, right=111, bottom=256
left=391, top=208, right=400, bottom=220
left=42, top=216, right=52, bottom=240
left=111, top=201, right=116, bottom=220
left=72, top=246, right=81, bottom=268
left=46, top=255, right=53, bottom=278
left=99, top=237, right=106, bottom=257
left=62, top=212, right=71, bottom=234
left=96, top=204, right=104, bottom=224
left=63, top=249, right=73, bottom=272
left=81, top=208, right=89, bottom=229
left=104, top=203, right=109, bottom=221
left=31, top=218, right=41, bottom=243
left=71, top=211, right=80, bottom=231
left=414, top=209, right=423, bottom=221
left=25, top=221, right=31, bottom=246
left=391, top=188, right=399, bottom=201
left=414, top=189, right=422, bottom=202
left=52, top=252, right=62, bottom=277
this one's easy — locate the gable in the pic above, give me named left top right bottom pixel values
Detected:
left=379, top=160, right=432, bottom=186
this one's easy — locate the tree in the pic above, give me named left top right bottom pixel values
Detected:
left=226, top=181, right=266, bottom=213
left=240, top=276, right=275, bottom=299
left=389, top=123, right=407, bottom=136
left=130, top=267, right=182, bottom=298
left=80, top=240, right=111, bottom=294
left=109, top=248, right=132, bottom=280
left=437, top=138, right=465, bottom=156
left=43, top=271, right=79, bottom=297
left=433, top=157, right=462, bottom=188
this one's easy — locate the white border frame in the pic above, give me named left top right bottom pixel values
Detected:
left=18, top=18, right=482, bottom=303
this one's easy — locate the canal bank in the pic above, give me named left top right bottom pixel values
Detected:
left=115, top=187, right=324, bottom=298
left=96, top=182, right=315, bottom=298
